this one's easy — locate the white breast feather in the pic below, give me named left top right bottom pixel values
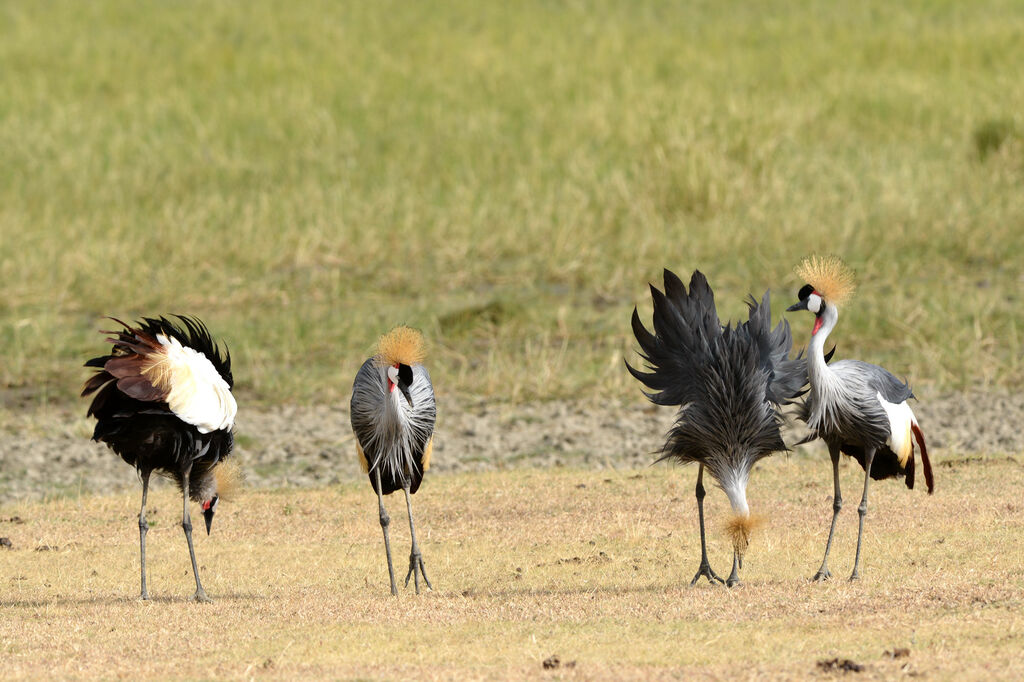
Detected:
left=876, top=392, right=913, bottom=465
left=157, top=334, right=237, bottom=433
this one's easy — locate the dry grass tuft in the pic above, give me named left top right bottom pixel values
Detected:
left=2, top=455, right=1022, bottom=679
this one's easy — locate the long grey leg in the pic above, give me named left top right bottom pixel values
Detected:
left=726, top=551, right=741, bottom=587
left=180, top=464, right=211, bottom=602
left=139, top=470, right=151, bottom=600
left=376, top=468, right=398, bottom=596
left=402, top=481, right=432, bottom=593
left=813, top=442, right=843, bottom=581
left=850, top=447, right=876, bottom=581
left=690, top=464, right=724, bottom=586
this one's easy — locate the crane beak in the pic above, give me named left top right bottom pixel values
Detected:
left=786, top=300, right=808, bottom=312
left=399, top=383, right=414, bottom=407
left=203, top=507, right=215, bottom=535
left=202, top=495, right=219, bottom=535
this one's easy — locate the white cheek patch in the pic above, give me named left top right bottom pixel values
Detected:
left=387, top=366, right=400, bottom=385
left=807, top=293, right=822, bottom=314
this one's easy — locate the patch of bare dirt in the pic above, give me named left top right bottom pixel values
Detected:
left=1, top=391, right=1021, bottom=502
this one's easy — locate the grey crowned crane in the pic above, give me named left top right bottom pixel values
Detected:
left=787, top=255, right=933, bottom=581
left=82, top=316, right=240, bottom=602
left=350, top=326, right=436, bottom=595
left=628, top=269, right=807, bottom=586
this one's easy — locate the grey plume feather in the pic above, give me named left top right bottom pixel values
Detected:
left=627, top=270, right=807, bottom=471
left=743, top=292, right=808, bottom=406
left=626, top=270, right=718, bottom=407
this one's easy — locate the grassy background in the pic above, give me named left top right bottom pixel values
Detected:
left=2, top=0, right=1022, bottom=409
left=1, top=458, right=1022, bottom=678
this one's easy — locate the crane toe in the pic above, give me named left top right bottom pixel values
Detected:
left=404, top=552, right=432, bottom=593
left=690, top=561, right=725, bottom=586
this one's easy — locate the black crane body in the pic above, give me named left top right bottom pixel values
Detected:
left=82, top=315, right=240, bottom=602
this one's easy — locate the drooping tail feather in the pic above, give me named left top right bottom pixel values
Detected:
left=911, top=421, right=933, bottom=494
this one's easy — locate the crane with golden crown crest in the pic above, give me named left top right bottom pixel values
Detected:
left=350, top=326, right=437, bottom=595
left=628, top=269, right=808, bottom=586
left=787, top=256, right=933, bottom=581
left=82, top=316, right=242, bottom=602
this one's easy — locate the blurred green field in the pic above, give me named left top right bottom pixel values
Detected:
left=2, top=0, right=1022, bottom=409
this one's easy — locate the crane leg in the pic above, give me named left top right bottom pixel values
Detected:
left=180, top=464, right=211, bottom=603
left=812, top=442, right=843, bottom=582
left=138, top=469, right=151, bottom=600
left=726, top=551, right=741, bottom=587
left=849, top=446, right=876, bottom=581
left=375, top=469, right=398, bottom=596
left=403, top=481, right=432, bottom=593
left=690, top=464, right=724, bottom=586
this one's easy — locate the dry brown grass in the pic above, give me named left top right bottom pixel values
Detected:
left=2, top=456, right=1022, bottom=680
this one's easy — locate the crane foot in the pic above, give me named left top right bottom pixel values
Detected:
left=192, top=589, right=213, bottom=603
left=690, top=561, right=725, bottom=586
left=404, top=551, right=432, bottom=593
left=812, top=568, right=832, bottom=582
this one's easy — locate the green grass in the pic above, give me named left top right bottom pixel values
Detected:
left=1, top=458, right=1022, bottom=678
left=2, top=0, right=1022, bottom=408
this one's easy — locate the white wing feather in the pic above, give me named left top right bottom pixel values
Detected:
left=156, top=334, right=237, bottom=433
left=876, top=392, right=914, bottom=465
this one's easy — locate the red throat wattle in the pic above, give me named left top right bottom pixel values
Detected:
left=202, top=500, right=212, bottom=511
left=812, top=316, right=824, bottom=336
